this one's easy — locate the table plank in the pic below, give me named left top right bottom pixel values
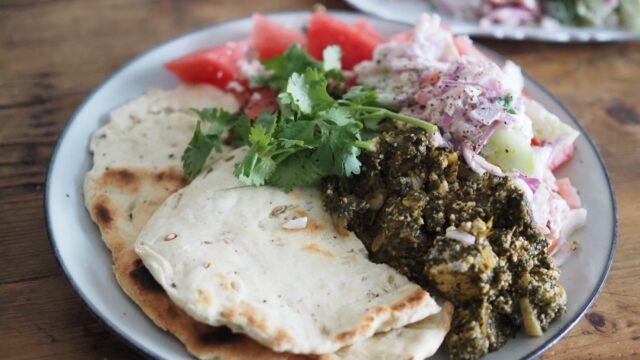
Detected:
left=1, top=0, right=638, bottom=359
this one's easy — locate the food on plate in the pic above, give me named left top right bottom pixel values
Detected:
left=135, top=146, right=443, bottom=354
left=427, top=0, right=640, bottom=33
left=85, top=11, right=586, bottom=360
left=322, top=126, right=566, bottom=358
left=85, top=84, right=453, bottom=360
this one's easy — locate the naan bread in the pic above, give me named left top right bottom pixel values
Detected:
left=85, top=85, right=452, bottom=359
left=134, top=146, right=440, bottom=354
left=333, top=302, right=453, bottom=360
left=84, top=85, right=308, bottom=360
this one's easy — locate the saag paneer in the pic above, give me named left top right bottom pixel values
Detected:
left=323, top=126, right=566, bottom=360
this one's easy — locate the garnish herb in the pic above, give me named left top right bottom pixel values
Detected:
left=182, top=45, right=437, bottom=191
left=181, top=109, right=250, bottom=178
left=498, top=94, right=518, bottom=115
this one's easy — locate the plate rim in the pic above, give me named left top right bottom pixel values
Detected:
left=45, top=10, right=619, bottom=360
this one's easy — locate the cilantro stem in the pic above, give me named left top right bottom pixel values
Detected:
left=348, top=104, right=438, bottom=133
left=354, top=140, right=376, bottom=151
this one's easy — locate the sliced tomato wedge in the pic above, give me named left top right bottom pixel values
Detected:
left=252, top=14, right=307, bottom=61
left=307, top=12, right=383, bottom=70
left=354, top=18, right=385, bottom=43
left=165, top=40, right=248, bottom=89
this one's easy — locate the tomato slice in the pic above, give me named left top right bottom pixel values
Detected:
left=252, top=14, right=307, bottom=61
left=165, top=41, right=248, bottom=88
left=307, top=12, right=383, bottom=70
left=353, top=18, right=385, bottom=44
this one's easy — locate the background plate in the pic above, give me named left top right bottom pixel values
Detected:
left=345, top=0, right=640, bottom=42
left=46, top=11, right=617, bottom=360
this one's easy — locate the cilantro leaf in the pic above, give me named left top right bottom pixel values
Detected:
left=286, top=68, right=335, bottom=114
left=268, top=151, right=323, bottom=192
left=234, top=147, right=277, bottom=187
left=181, top=108, right=249, bottom=179
left=286, top=73, right=313, bottom=114
left=343, top=86, right=378, bottom=106
left=254, top=110, right=278, bottom=133
left=231, top=114, right=252, bottom=147
left=191, top=108, right=237, bottom=135
left=312, top=115, right=363, bottom=177
left=181, top=121, right=220, bottom=180
left=233, top=124, right=278, bottom=186
left=278, top=120, right=319, bottom=145
left=256, top=45, right=322, bottom=90
left=318, top=107, right=358, bottom=127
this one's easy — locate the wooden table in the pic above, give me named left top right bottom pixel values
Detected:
left=1, top=1, right=638, bottom=359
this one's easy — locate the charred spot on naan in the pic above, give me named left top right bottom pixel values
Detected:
left=196, top=325, right=244, bottom=346
left=391, top=289, right=429, bottom=312
left=98, top=168, right=142, bottom=193
left=335, top=306, right=390, bottom=343
left=92, top=196, right=115, bottom=229
left=303, top=244, right=335, bottom=258
left=129, top=260, right=164, bottom=293
left=272, top=329, right=295, bottom=351
left=334, top=289, right=430, bottom=344
left=154, top=168, right=191, bottom=188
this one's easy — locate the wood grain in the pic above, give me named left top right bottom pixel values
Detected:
left=0, top=1, right=638, bottom=359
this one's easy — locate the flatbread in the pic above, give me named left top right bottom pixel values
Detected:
left=84, top=85, right=308, bottom=359
left=84, top=85, right=452, bottom=359
left=134, top=146, right=440, bottom=354
left=334, top=302, right=453, bottom=360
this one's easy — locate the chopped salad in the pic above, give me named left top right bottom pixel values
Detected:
left=164, top=11, right=587, bottom=359
left=429, top=0, right=640, bottom=33
left=353, top=14, right=586, bottom=263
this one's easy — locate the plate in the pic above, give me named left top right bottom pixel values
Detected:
left=45, top=10, right=618, bottom=360
left=345, top=0, right=640, bottom=42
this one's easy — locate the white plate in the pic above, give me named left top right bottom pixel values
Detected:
left=345, top=0, right=640, bottom=42
left=46, top=11, right=618, bottom=360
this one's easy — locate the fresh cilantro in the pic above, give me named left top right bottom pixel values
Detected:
left=268, top=151, right=322, bottom=192
left=231, top=114, right=252, bottom=147
left=181, top=121, right=219, bottom=180
left=233, top=124, right=277, bottom=186
left=183, top=45, right=439, bottom=191
left=343, top=86, right=378, bottom=105
left=181, top=108, right=250, bottom=179
left=252, top=44, right=345, bottom=92
left=252, top=45, right=322, bottom=90
left=285, top=68, right=334, bottom=114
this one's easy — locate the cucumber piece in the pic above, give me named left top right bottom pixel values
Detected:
left=481, top=126, right=536, bottom=176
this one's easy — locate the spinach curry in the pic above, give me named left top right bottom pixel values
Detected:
left=323, top=126, right=566, bottom=360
